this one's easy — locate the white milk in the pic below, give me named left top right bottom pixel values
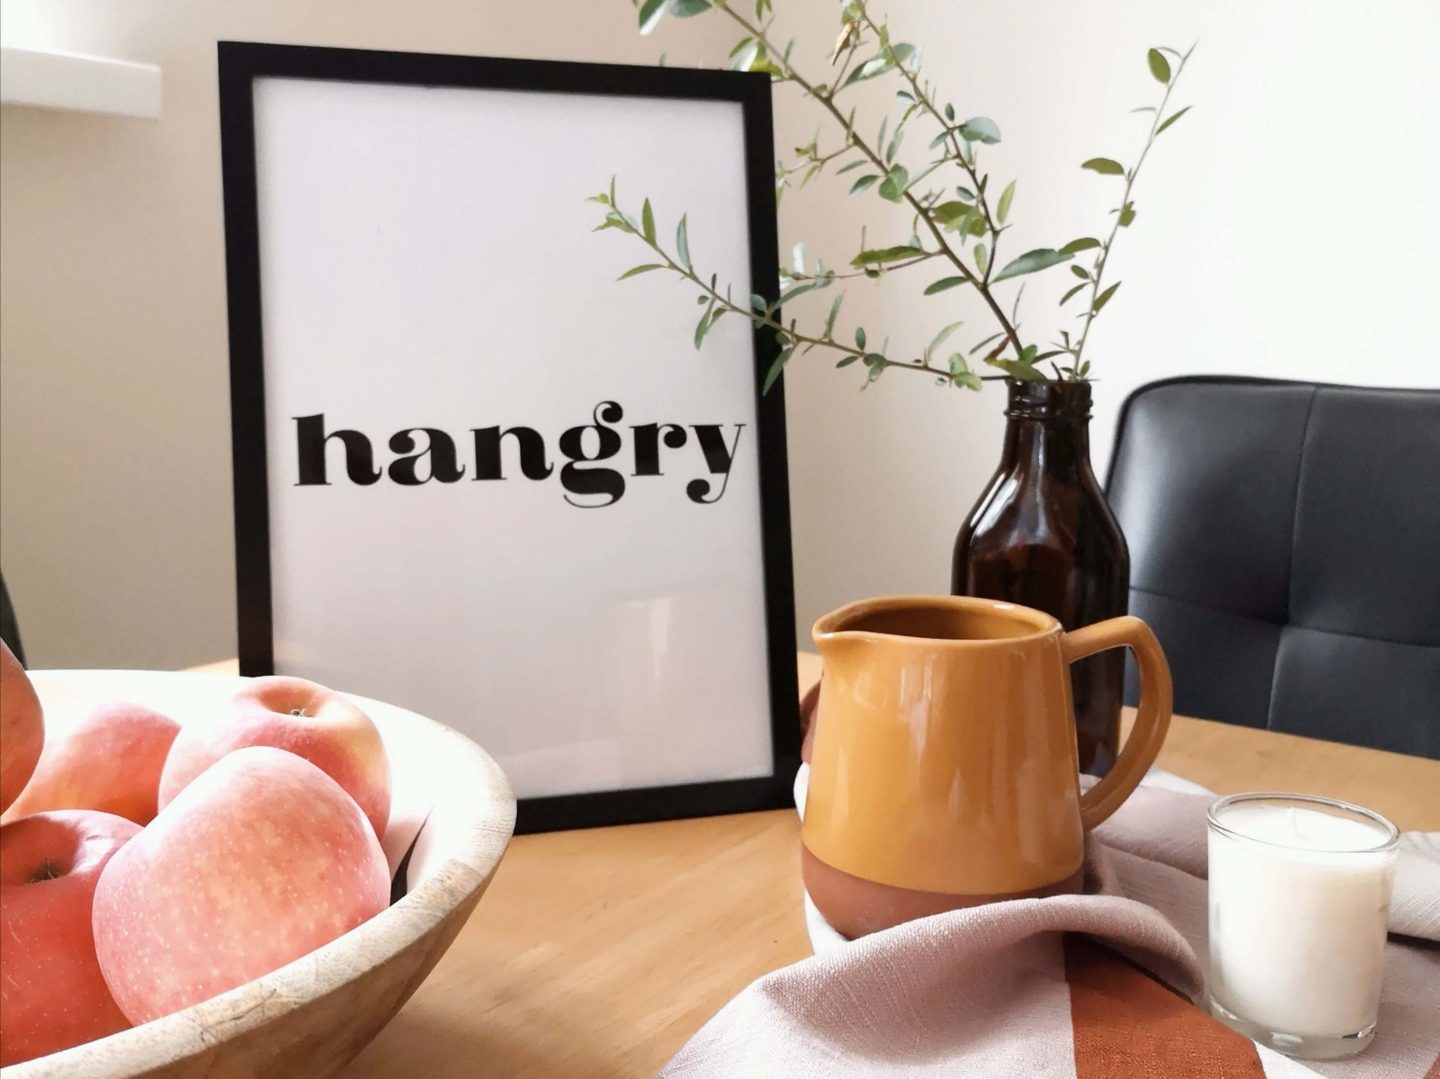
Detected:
left=1207, top=801, right=1397, bottom=1039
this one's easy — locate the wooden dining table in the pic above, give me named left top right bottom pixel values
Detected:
left=197, top=654, right=1440, bottom=1077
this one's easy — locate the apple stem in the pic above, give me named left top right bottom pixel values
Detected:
left=290, top=708, right=308, bottom=717
left=27, top=858, right=63, bottom=883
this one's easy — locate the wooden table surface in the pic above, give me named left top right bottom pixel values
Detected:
left=198, top=655, right=1440, bottom=1078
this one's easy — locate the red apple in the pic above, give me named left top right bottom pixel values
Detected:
left=1, top=641, right=44, bottom=814
left=3, top=702, right=181, bottom=825
left=159, top=675, right=390, bottom=837
left=93, top=746, right=390, bottom=1024
left=0, top=810, right=139, bottom=1065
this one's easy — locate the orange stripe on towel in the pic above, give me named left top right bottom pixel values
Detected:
left=1066, top=934, right=1264, bottom=1079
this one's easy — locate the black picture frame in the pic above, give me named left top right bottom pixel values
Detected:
left=217, top=41, right=800, bottom=835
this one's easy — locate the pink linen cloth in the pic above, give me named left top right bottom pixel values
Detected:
left=661, top=781, right=1440, bottom=1078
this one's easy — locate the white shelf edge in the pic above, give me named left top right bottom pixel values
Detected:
left=0, top=45, right=161, bottom=119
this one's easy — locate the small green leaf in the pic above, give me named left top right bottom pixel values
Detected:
left=763, top=348, right=792, bottom=394
left=877, top=164, right=910, bottom=203
left=849, top=244, right=924, bottom=267
left=991, top=247, right=1073, bottom=283
left=1059, top=282, right=1088, bottom=305
left=1093, top=281, right=1121, bottom=313
left=728, top=36, right=754, bottom=59
left=1118, top=202, right=1136, bottom=227
left=730, top=40, right=759, bottom=71
left=948, top=352, right=970, bottom=376
left=952, top=372, right=983, bottom=391
left=932, top=201, right=978, bottom=230
left=885, top=124, right=904, bottom=164
left=1156, top=106, right=1192, bottom=135
left=1081, top=158, right=1125, bottom=176
left=750, top=293, right=768, bottom=313
left=991, top=359, right=1046, bottom=382
left=668, top=0, right=711, bottom=16
left=641, top=199, right=656, bottom=244
left=638, top=0, right=668, bottom=35
left=849, top=174, right=881, bottom=195
left=924, top=276, right=967, bottom=295
left=1147, top=48, right=1172, bottom=84
left=836, top=355, right=860, bottom=368
left=944, top=102, right=955, bottom=122
left=926, top=321, right=966, bottom=360
left=997, top=180, right=1015, bottom=225
left=889, top=43, right=918, bottom=69
left=1071, top=265, right=1090, bottom=280
left=1059, top=237, right=1102, bottom=255
left=843, top=54, right=891, bottom=86
left=824, top=292, right=844, bottom=337
left=855, top=326, right=867, bottom=349
left=618, top=264, right=665, bottom=280
left=835, top=159, right=867, bottom=175
left=694, top=308, right=713, bottom=349
left=957, top=116, right=1000, bottom=144
left=778, top=282, right=822, bottom=306
left=675, top=215, right=691, bottom=270
left=968, top=332, right=1004, bottom=355
left=974, top=243, right=988, bottom=275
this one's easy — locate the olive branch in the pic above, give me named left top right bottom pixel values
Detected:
left=593, top=0, right=1194, bottom=392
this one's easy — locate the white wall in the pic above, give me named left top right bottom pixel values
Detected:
left=753, top=0, right=1440, bottom=643
left=0, top=0, right=722, bottom=668
left=3, top=1, right=1438, bottom=666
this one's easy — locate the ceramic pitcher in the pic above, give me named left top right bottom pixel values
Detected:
left=802, top=595, right=1172, bottom=939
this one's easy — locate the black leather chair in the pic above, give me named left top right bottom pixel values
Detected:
left=1106, top=376, right=1440, bottom=758
left=0, top=571, right=23, bottom=665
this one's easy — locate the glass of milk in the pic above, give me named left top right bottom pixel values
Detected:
left=1207, top=793, right=1399, bottom=1059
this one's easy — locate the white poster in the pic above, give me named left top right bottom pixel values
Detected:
left=221, top=45, right=798, bottom=828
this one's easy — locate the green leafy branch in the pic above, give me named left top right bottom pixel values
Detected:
left=1055, top=45, right=1196, bottom=378
left=592, top=179, right=997, bottom=393
left=609, top=0, right=1194, bottom=391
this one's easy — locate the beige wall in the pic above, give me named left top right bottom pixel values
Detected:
left=4, top=1, right=1438, bottom=667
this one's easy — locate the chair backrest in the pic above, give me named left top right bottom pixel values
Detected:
left=0, top=571, right=23, bottom=666
left=1106, top=376, right=1440, bottom=758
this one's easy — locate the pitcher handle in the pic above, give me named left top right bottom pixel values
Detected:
left=1062, top=616, right=1173, bottom=831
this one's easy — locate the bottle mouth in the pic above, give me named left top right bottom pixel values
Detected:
left=1005, top=378, right=1092, bottom=420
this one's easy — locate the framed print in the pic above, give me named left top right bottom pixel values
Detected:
left=218, top=42, right=800, bottom=833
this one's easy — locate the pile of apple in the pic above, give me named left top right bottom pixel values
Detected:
left=0, top=642, right=394, bottom=1067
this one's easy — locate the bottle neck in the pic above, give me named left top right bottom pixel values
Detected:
left=997, top=380, right=1096, bottom=482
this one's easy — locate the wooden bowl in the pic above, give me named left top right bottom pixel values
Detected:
left=8, top=670, right=516, bottom=1079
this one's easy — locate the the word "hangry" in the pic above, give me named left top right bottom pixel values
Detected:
left=294, top=401, right=745, bottom=508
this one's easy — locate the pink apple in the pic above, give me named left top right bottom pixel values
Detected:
left=93, top=746, right=390, bottom=1024
left=3, top=701, right=180, bottom=825
left=1, top=641, right=44, bottom=814
left=158, top=675, right=390, bottom=838
left=0, top=810, right=139, bottom=1065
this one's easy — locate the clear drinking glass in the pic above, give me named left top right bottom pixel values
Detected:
left=1206, top=792, right=1399, bottom=1060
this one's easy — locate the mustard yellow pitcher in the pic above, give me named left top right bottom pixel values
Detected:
left=803, top=595, right=1172, bottom=938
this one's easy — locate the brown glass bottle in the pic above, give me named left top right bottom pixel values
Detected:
left=951, top=379, right=1129, bottom=775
